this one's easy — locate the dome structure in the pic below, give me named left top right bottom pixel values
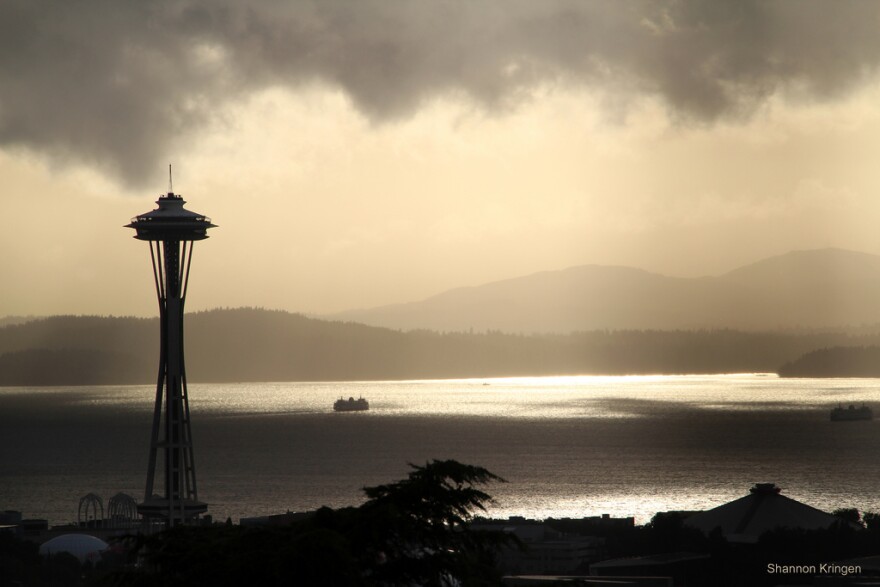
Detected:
left=40, top=534, right=108, bottom=563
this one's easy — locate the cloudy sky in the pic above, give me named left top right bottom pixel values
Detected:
left=3, top=0, right=880, bottom=317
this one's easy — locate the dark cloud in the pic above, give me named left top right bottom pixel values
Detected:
left=2, top=0, right=879, bottom=186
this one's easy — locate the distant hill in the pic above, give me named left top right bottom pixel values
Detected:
left=779, top=346, right=880, bottom=378
left=0, top=315, right=37, bottom=328
left=2, top=308, right=880, bottom=385
left=0, top=315, right=156, bottom=385
left=329, top=249, right=880, bottom=333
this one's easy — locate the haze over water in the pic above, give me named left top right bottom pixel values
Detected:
left=2, top=374, right=879, bottom=526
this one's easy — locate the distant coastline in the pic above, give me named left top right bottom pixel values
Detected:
left=2, top=308, right=880, bottom=385
left=778, top=346, right=880, bottom=378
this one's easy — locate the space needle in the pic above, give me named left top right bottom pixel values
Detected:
left=126, top=169, right=216, bottom=526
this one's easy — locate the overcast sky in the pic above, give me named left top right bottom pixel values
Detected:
left=3, top=0, right=880, bottom=317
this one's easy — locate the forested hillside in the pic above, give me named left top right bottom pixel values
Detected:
left=1, top=308, right=879, bottom=385
left=778, top=346, right=880, bottom=377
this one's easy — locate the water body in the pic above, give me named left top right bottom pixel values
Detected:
left=2, top=374, right=879, bottom=526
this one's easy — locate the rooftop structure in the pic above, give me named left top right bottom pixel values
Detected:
left=685, top=483, right=853, bottom=543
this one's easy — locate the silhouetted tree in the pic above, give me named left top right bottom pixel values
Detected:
left=864, top=511, right=880, bottom=532
left=833, top=508, right=865, bottom=528
left=121, top=460, right=513, bottom=586
left=353, top=460, right=514, bottom=585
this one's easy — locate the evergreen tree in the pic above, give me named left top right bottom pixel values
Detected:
left=121, top=460, right=514, bottom=586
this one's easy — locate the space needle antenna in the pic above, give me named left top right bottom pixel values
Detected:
left=168, top=164, right=173, bottom=194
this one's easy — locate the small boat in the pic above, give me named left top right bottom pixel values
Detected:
left=830, top=403, right=872, bottom=422
left=334, top=396, right=369, bottom=412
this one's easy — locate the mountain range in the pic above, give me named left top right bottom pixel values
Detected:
left=329, top=248, right=880, bottom=333
left=3, top=248, right=880, bottom=385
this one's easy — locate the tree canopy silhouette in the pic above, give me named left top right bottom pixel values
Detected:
left=123, top=460, right=514, bottom=586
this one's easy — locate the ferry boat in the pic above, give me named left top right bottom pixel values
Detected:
left=334, top=396, right=369, bottom=412
left=830, top=403, right=872, bottom=422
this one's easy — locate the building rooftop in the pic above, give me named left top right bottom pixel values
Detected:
left=685, top=483, right=853, bottom=543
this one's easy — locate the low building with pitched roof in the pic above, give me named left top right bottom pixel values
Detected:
left=685, top=483, right=854, bottom=543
